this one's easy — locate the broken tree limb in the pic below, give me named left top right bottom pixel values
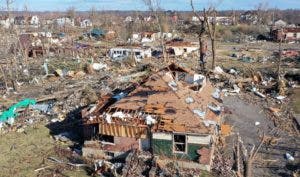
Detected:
left=34, top=165, right=52, bottom=172
left=37, top=87, right=84, bottom=102
left=229, top=78, right=253, bottom=84
left=67, top=163, right=89, bottom=167
left=47, top=157, right=89, bottom=168
left=47, top=157, right=63, bottom=164
left=211, top=69, right=253, bottom=84
left=245, top=133, right=266, bottom=177
left=235, top=136, right=242, bottom=177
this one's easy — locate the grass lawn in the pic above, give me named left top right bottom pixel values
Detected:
left=0, top=122, right=90, bottom=177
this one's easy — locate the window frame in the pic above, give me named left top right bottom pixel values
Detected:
left=173, top=134, right=187, bottom=154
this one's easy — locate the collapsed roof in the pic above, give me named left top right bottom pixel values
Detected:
left=82, top=64, right=221, bottom=136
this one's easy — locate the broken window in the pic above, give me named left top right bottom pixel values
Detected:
left=189, top=85, right=201, bottom=91
left=294, top=33, right=297, bottom=38
left=106, top=152, right=115, bottom=157
left=100, top=135, right=114, bottom=143
left=168, top=48, right=175, bottom=55
left=173, top=134, right=186, bottom=153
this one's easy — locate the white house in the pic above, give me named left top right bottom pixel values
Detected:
left=167, top=41, right=199, bottom=56
left=45, top=20, right=53, bottom=25
left=156, top=32, right=173, bottom=39
left=124, top=16, right=133, bottom=22
left=39, top=32, right=52, bottom=38
left=28, top=15, right=39, bottom=26
left=80, top=19, right=93, bottom=28
left=144, top=16, right=153, bottom=22
left=0, top=16, right=14, bottom=28
left=56, top=17, right=75, bottom=27
left=192, top=16, right=234, bottom=25
left=215, top=16, right=234, bottom=26
left=140, top=32, right=156, bottom=43
left=192, top=16, right=200, bottom=22
left=274, top=19, right=287, bottom=28
left=109, top=47, right=152, bottom=62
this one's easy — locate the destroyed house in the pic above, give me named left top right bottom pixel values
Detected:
left=166, top=41, right=199, bottom=56
left=27, top=15, right=39, bottom=26
left=108, top=47, right=151, bottom=62
left=18, top=33, right=47, bottom=58
left=81, top=64, right=222, bottom=171
left=55, top=17, right=75, bottom=27
left=0, top=16, right=13, bottom=28
left=14, top=16, right=26, bottom=25
left=271, top=27, right=300, bottom=42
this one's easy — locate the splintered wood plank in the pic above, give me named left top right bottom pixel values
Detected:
left=116, top=124, right=120, bottom=136
left=128, top=126, right=133, bottom=138
left=123, top=125, right=127, bottom=137
left=112, top=124, right=116, bottom=136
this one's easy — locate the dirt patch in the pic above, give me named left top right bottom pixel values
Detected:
left=223, top=95, right=300, bottom=177
left=292, top=88, right=300, bottom=114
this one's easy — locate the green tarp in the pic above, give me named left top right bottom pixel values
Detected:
left=0, top=99, right=36, bottom=122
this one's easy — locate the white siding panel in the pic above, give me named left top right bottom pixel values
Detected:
left=153, top=132, right=172, bottom=140
left=187, top=135, right=211, bottom=145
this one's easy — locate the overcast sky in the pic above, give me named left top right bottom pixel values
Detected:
left=9, top=0, right=300, bottom=11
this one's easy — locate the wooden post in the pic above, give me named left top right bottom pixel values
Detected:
left=277, top=29, right=282, bottom=82
left=0, top=65, right=8, bottom=91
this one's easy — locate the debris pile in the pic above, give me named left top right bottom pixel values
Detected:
left=122, top=150, right=152, bottom=176
left=209, top=64, right=300, bottom=134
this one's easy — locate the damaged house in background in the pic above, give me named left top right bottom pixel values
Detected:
left=166, top=41, right=199, bottom=57
left=271, top=27, right=300, bottom=42
left=108, top=47, right=152, bottom=62
left=81, top=64, right=222, bottom=171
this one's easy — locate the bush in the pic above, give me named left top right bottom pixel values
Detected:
left=216, top=24, right=269, bottom=42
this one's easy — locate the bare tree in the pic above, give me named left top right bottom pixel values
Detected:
left=23, top=3, right=29, bottom=30
left=277, top=28, right=286, bottom=96
left=67, top=6, right=76, bottom=19
left=126, top=20, right=136, bottom=65
left=277, top=30, right=283, bottom=82
left=204, top=8, right=217, bottom=70
left=142, top=0, right=167, bottom=62
left=89, top=6, right=97, bottom=27
left=231, top=9, right=237, bottom=25
left=192, top=1, right=221, bottom=70
left=255, top=1, right=270, bottom=25
left=190, top=0, right=207, bottom=71
left=6, top=0, right=14, bottom=19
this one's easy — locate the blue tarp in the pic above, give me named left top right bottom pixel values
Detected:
left=58, top=33, right=66, bottom=38
left=90, top=28, right=105, bottom=38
